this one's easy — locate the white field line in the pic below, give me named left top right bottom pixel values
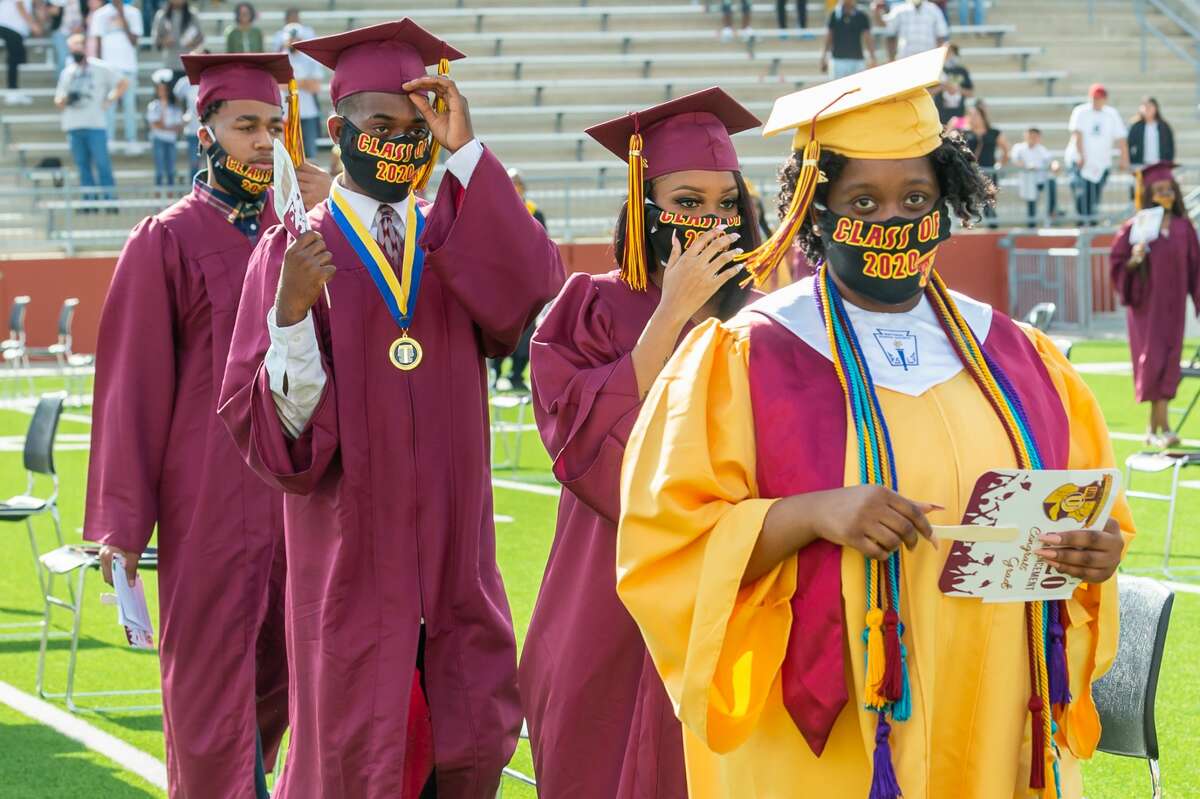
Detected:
left=492, top=478, right=560, bottom=497
left=0, top=680, right=167, bottom=790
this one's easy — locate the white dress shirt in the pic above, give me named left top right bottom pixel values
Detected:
left=265, top=138, right=484, bottom=437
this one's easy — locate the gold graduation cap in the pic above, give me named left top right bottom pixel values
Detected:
left=736, top=47, right=948, bottom=285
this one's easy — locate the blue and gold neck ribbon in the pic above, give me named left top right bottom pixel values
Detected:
left=327, top=190, right=426, bottom=330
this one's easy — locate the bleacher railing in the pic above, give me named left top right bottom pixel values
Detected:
left=1135, top=0, right=1200, bottom=116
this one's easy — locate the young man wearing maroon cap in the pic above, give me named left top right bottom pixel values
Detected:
left=219, top=19, right=564, bottom=799
left=1068, top=83, right=1130, bottom=223
left=85, top=53, right=330, bottom=798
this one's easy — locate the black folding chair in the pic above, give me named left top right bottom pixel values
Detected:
left=0, top=296, right=32, bottom=398
left=1092, top=575, right=1174, bottom=799
left=0, top=394, right=66, bottom=641
left=27, top=298, right=93, bottom=405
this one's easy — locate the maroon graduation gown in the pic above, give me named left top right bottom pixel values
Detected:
left=83, top=191, right=289, bottom=798
left=1110, top=215, right=1200, bottom=402
left=219, top=148, right=564, bottom=799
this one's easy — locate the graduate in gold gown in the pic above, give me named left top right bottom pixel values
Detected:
left=616, top=48, right=1132, bottom=799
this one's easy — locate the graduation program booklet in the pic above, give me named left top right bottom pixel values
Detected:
left=938, top=468, right=1120, bottom=603
left=110, top=555, right=155, bottom=650
left=1129, top=206, right=1164, bottom=247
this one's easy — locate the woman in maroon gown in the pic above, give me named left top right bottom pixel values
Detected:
left=519, top=88, right=763, bottom=798
left=1110, top=161, right=1200, bottom=447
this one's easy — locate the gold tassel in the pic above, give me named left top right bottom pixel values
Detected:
left=1134, top=169, right=1144, bottom=210
left=284, top=78, right=304, bottom=167
left=864, top=606, right=888, bottom=710
left=734, top=138, right=823, bottom=288
left=621, top=131, right=648, bottom=291
left=412, top=57, right=451, bottom=193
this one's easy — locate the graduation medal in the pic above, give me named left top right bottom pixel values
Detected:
left=328, top=190, right=428, bottom=370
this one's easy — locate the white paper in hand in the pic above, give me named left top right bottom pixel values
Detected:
left=273, top=138, right=311, bottom=240
left=1130, top=206, right=1164, bottom=246
left=111, top=554, right=155, bottom=650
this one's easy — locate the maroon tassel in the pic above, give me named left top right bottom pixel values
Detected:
left=1028, top=696, right=1046, bottom=790
left=1048, top=603, right=1071, bottom=708
left=868, top=715, right=903, bottom=799
left=881, top=608, right=903, bottom=702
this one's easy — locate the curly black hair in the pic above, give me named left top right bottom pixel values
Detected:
left=784, top=131, right=997, bottom=265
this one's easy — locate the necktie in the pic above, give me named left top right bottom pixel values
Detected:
left=375, top=204, right=403, bottom=267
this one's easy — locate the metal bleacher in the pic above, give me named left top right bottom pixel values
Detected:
left=1, top=0, right=1199, bottom=252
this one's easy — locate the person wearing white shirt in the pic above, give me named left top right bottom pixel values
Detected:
left=1066, top=83, right=1129, bottom=224
left=88, top=0, right=143, bottom=144
left=874, top=0, right=947, bottom=61
left=269, top=6, right=313, bottom=51
left=1010, top=127, right=1061, bottom=227
left=0, top=0, right=34, bottom=103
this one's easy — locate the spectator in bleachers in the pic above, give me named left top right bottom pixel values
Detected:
left=171, top=68, right=199, bottom=176
left=719, top=0, right=751, bottom=42
left=1128, top=96, right=1175, bottom=174
left=0, top=0, right=35, bottom=104
left=775, top=0, right=805, bottom=32
left=151, top=0, right=201, bottom=83
left=55, top=32, right=127, bottom=204
left=281, top=22, right=321, bottom=159
left=147, top=67, right=181, bottom=188
left=1110, top=161, right=1200, bottom=448
left=270, top=6, right=312, bottom=52
left=957, top=0, right=983, bottom=25
left=820, top=0, right=876, bottom=79
left=488, top=167, right=545, bottom=391
left=88, top=0, right=141, bottom=145
left=941, top=42, right=972, bottom=95
left=962, top=98, right=1007, bottom=225
left=932, top=71, right=965, bottom=124
left=1067, top=83, right=1128, bottom=224
left=1010, top=126, right=1060, bottom=226
left=42, top=0, right=86, bottom=75
left=224, top=1, right=261, bottom=53
left=873, top=0, right=947, bottom=61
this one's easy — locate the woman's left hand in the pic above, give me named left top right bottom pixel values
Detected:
left=1034, top=518, right=1125, bottom=583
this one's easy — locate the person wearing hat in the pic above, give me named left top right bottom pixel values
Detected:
left=1067, top=83, right=1129, bottom=224
left=218, top=19, right=563, bottom=798
left=519, top=87, right=760, bottom=799
left=1110, top=161, right=1200, bottom=448
left=617, top=48, right=1132, bottom=798
left=84, top=52, right=326, bottom=798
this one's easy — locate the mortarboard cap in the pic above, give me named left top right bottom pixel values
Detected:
left=735, top=47, right=949, bottom=287
left=1135, top=161, right=1177, bottom=207
left=183, top=53, right=294, bottom=115
left=586, top=87, right=760, bottom=180
left=584, top=88, right=761, bottom=291
left=763, top=46, right=946, bottom=159
left=293, top=19, right=466, bottom=107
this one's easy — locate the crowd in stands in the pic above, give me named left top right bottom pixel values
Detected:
left=0, top=0, right=329, bottom=197
left=0, top=0, right=1178, bottom=229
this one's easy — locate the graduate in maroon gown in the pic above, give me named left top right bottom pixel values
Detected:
left=218, top=20, right=564, bottom=799
left=520, top=88, right=761, bottom=798
left=1110, top=161, right=1200, bottom=447
left=83, top=53, right=320, bottom=798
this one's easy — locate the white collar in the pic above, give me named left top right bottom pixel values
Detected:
left=330, top=178, right=421, bottom=235
left=745, top=275, right=994, bottom=396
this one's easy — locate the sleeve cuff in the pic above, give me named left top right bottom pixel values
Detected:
left=265, top=307, right=320, bottom=396
left=444, top=138, right=484, bottom=187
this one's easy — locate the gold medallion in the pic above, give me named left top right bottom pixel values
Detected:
left=389, top=334, right=423, bottom=371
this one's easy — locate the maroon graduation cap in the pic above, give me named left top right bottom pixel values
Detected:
left=182, top=53, right=294, bottom=114
left=585, top=87, right=761, bottom=179
left=293, top=19, right=467, bottom=106
left=1139, top=161, right=1178, bottom=186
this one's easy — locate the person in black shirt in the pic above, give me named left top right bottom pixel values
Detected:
left=962, top=99, right=1010, bottom=225
left=933, top=71, right=966, bottom=125
left=820, top=0, right=876, bottom=79
left=941, top=42, right=974, bottom=97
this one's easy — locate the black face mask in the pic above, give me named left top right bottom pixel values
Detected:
left=338, top=118, right=433, bottom=204
left=71, top=51, right=86, bottom=64
left=817, top=201, right=952, bottom=305
left=205, top=136, right=272, bottom=204
left=644, top=201, right=742, bottom=267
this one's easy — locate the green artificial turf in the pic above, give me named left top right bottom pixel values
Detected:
left=1, top=346, right=1199, bottom=798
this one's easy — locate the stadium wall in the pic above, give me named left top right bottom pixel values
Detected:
left=0, top=234, right=1110, bottom=353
